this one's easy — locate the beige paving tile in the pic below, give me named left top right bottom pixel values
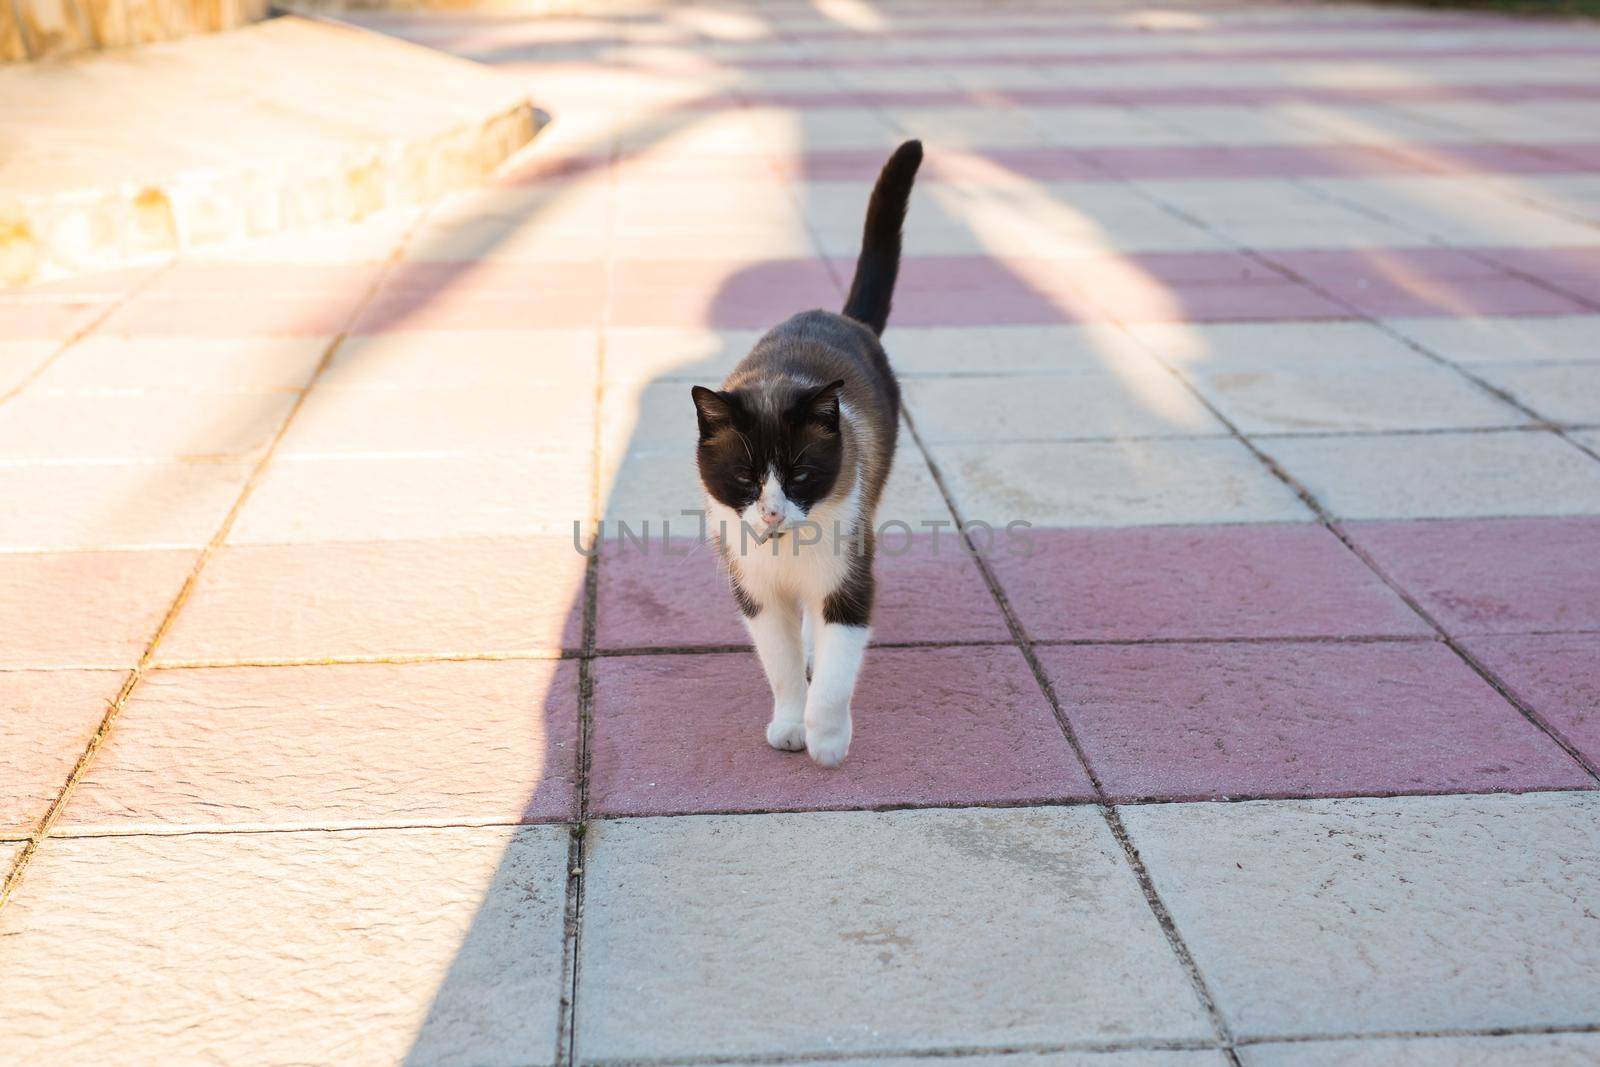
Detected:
left=578, top=807, right=1212, bottom=1059
left=1, top=669, right=125, bottom=835
left=904, top=370, right=1225, bottom=442
left=0, top=825, right=569, bottom=1065
left=61, top=659, right=578, bottom=833
left=323, top=330, right=596, bottom=389
left=1128, top=320, right=1434, bottom=370
left=278, top=385, right=593, bottom=457
left=1241, top=1034, right=1600, bottom=1067
left=602, top=326, right=764, bottom=383
left=0, top=460, right=253, bottom=550
left=1473, top=363, right=1600, bottom=426
left=889, top=324, right=1159, bottom=377
left=1385, top=316, right=1600, bottom=366
left=1262, top=431, right=1600, bottom=520
left=931, top=438, right=1312, bottom=527
left=231, top=453, right=591, bottom=544
left=0, top=340, right=55, bottom=395
left=805, top=1056, right=1230, bottom=1067
left=31, top=336, right=327, bottom=392
left=0, top=390, right=296, bottom=461
left=1189, top=361, right=1522, bottom=434
left=156, top=536, right=586, bottom=663
left=1123, top=793, right=1600, bottom=1037
left=0, top=550, right=195, bottom=668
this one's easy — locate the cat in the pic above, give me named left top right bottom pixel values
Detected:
left=691, top=139, right=922, bottom=767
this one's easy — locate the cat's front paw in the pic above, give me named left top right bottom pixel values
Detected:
left=766, top=717, right=807, bottom=752
left=805, top=718, right=852, bottom=768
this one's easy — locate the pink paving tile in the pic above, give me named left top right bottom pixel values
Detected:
left=1268, top=248, right=1506, bottom=282
left=1344, top=517, right=1600, bottom=635
left=1478, top=247, right=1600, bottom=305
left=595, top=534, right=1009, bottom=650
left=1464, top=633, right=1600, bottom=769
left=61, top=659, right=578, bottom=832
left=1319, top=275, right=1587, bottom=319
left=609, top=259, right=843, bottom=329
left=987, top=525, right=1429, bottom=642
left=1039, top=641, right=1591, bottom=801
left=0, top=551, right=196, bottom=669
left=156, top=536, right=586, bottom=664
left=729, top=43, right=1600, bottom=71
left=589, top=645, right=1092, bottom=816
left=1, top=669, right=126, bottom=835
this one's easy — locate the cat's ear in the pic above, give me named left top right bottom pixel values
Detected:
left=691, top=386, right=738, bottom=440
left=806, top=379, right=846, bottom=432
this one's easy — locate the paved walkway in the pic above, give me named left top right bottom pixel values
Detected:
left=4, top=1, right=1600, bottom=1063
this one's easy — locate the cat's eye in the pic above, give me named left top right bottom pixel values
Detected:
left=790, top=471, right=810, bottom=484
left=735, top=472, right=756, bottom=485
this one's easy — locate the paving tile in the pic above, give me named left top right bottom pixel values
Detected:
left=1186, top=359, right=1521, bottom=433
left=930, top=438, right=1312, bottom=527
left=0, top=669, right=125, bottom=835
left=1344, top=516, right=1600, bottom=634
left=1041, top=641, right=1587, bottom=801
left=323, top=329, right=597, bottom=389
left=1262, top=431, right=1600, bottom=520
left=0, top=460, right=253, bottom=550
left=0, top=825, right=569, bottom=1065
left=353, top=288, right=607, bottom=333
left=31, top=336, right=328, bottom=392
left=278, top=385, right=592, bottom=458
left=806, top=1055, right=1230, bottom=1067
left=1473, top=363, right=1600, bottom=425
left=1384, top=315, right=1600, bottom=366
left=156, top=537, right=586, bottom=664
left=1126, top=320, right=1420, bottom=370
left=0, top=550, right=195, bottom=668
left=97, top=296, right=356, bottom=337
left=231, top=453, right=591, bottom=544
left=1462, top=633, right=1600, bottom=767
left=143, top=263, right=383, bottom=301
left=0, top=340, right=55, bottom=395
left=601, top=326, right=764, bottom=382
left=577, top=807, right=1211, bottom=1058
left=903, top=370, right=1224, bottom=442
left=596, top=533, right=1007, bottom=649
left=62, top=659, right=578, bottom=832
left=590, top=647, right=1087, bottom=816
left=0, top=390, right=295, bottom=461
left=1122, top=792, right=1600, bottom=1036
left=885, top=324, right=1161, bottom=377
left=989, top=524, right=1428, bottom=642
left=1241, top=1034, right=1600, bottom=1067
left=602, top=444, right=954, bottom=530
left=0, top=298, right=110, bottom=340
left=1479, top=246, right=1600, bottom=303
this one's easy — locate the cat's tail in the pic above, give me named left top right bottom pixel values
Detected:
left=842, top=139, right=922, bottom=337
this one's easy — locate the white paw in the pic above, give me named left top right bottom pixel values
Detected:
left=766, top=718, right=807, bottom=752
left=805, top=719, right=852, bottom=768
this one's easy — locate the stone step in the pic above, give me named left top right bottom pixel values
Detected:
left=0, top=14, right=543, bottom=285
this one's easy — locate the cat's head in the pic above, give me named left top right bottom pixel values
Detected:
left=691, top=380, right=846, bottom=537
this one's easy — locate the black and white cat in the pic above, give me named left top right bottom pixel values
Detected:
left=691, top=140, right=922, bottom=767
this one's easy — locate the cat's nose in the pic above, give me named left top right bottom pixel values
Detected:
left=760, top=505, right=784, bottom=528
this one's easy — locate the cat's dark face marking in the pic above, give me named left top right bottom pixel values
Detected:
left=692, top=380, right=846, bottom=515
